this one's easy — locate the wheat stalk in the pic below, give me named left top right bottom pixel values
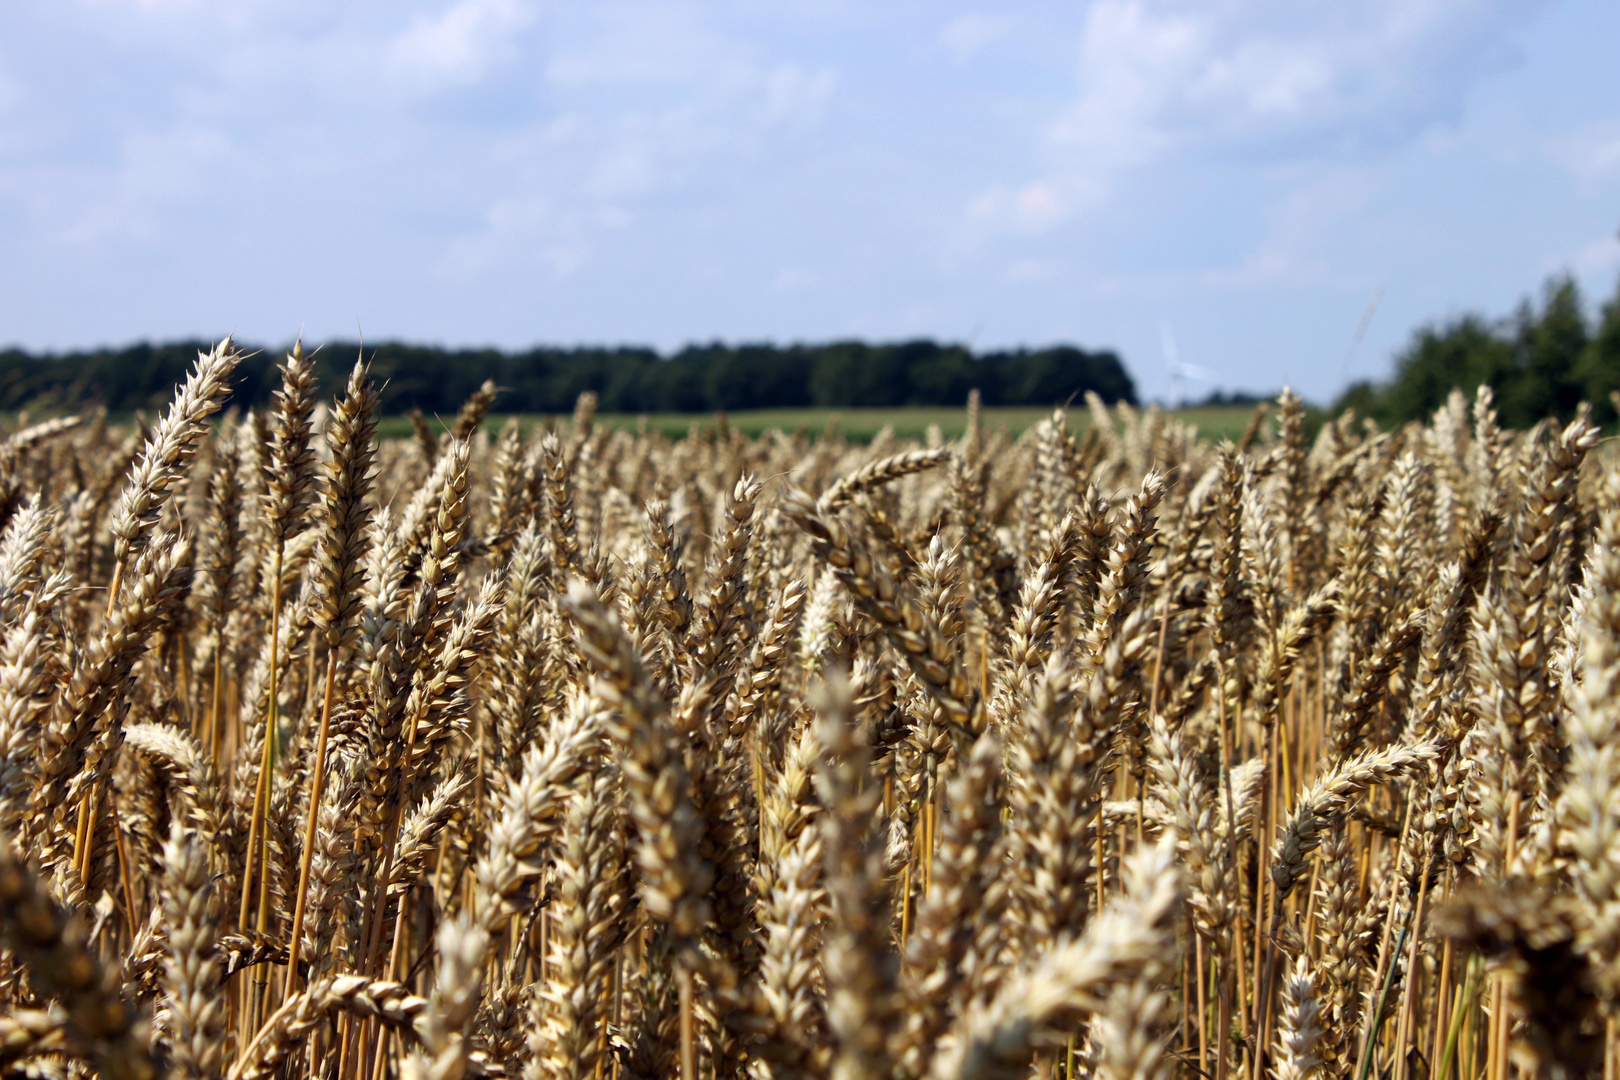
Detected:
left=0, top=378, right=1608, bottom=1080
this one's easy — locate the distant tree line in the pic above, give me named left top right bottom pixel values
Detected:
left=0, top=338, right=1137, bottom=415
left=1337, top=274, right=1620, bottom=428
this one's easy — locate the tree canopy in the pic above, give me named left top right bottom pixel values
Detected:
left=0, top=337, right=1136, bottom=415
left=1337, top=274, right=1620, bottom=428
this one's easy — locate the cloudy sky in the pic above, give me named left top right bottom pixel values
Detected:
left=2, top=0, right=1617, bottom=403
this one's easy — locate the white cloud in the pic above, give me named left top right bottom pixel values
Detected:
left=967, top=0, right=1542, bottom=238
left=939, top=14, right=1014, bottom=64
left=1003, top=257, right=1059, bottom=283
left=444, top=191, right=591, bottom=279
left=0, top=0, right=1608, bottom=401
left=0, top=1, right=845, bottom=293
left=1063, top=0, right=1537, bottom=150
left=1552, top=123, right=1620, bottom=186
left=1568, top=234, right=1620, bottom=279
left=546, top=6, right=747, bottom=86
left=85, top=0, right=209, bottom=11
left=968, top=181, right=1073, bottom=234
left=760, top=64, right=837, bottom=129
left=20, top=119, right=234, bottom=247
left=387, top=6, right=839, bottom=276
left=1203, top=167, right=1376, bottom=286
left=0, top=62, right=18, bottom=116
left=771, top=266, right=818, bottom=292
left=388, top=0, right=537, bottom=89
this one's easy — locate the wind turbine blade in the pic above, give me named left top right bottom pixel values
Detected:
left=1160, top=322, right=1180, bottom=367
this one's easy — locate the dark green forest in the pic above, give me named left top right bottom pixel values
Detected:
left=1337, top=274, right=1620, bottom=428
left=15, top=273, right=1620, bottom=427
left=0, top=338, right=1136, bottom=416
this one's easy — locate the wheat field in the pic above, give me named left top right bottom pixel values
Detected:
left=0, top=337, right=1611, bottom=1080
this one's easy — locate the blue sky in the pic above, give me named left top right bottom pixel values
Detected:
left=2, top=0, right=1618, bottom=404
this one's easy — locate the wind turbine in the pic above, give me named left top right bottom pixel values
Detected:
left=1340, top=282, right=1386, bottom=388
left=1161, top=322, right=1215, bottom=409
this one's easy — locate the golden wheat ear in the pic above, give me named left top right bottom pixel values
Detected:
left=1271, top=954, right=1328, bottom=1080
left=0, top=839, right=158, bottom=1080
left=108, top=338, right=240, bottom=604
left=527, top=764, right=631, bottom=1080
left=894, top=730, right=1003, bottom=1080
left=1435, top=883, right=1602, bottom=1080
left=812, top=668, right=902, bottom=1080
left=285, top=355, right=379, bottom=995
left=7, top=336, right=1620, bottom=1080
left=564, top=578, right=713, bottom=943
left=927, top=837, right=1183, bottom=1080
left=160, top=822, right=224, bottom=1080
